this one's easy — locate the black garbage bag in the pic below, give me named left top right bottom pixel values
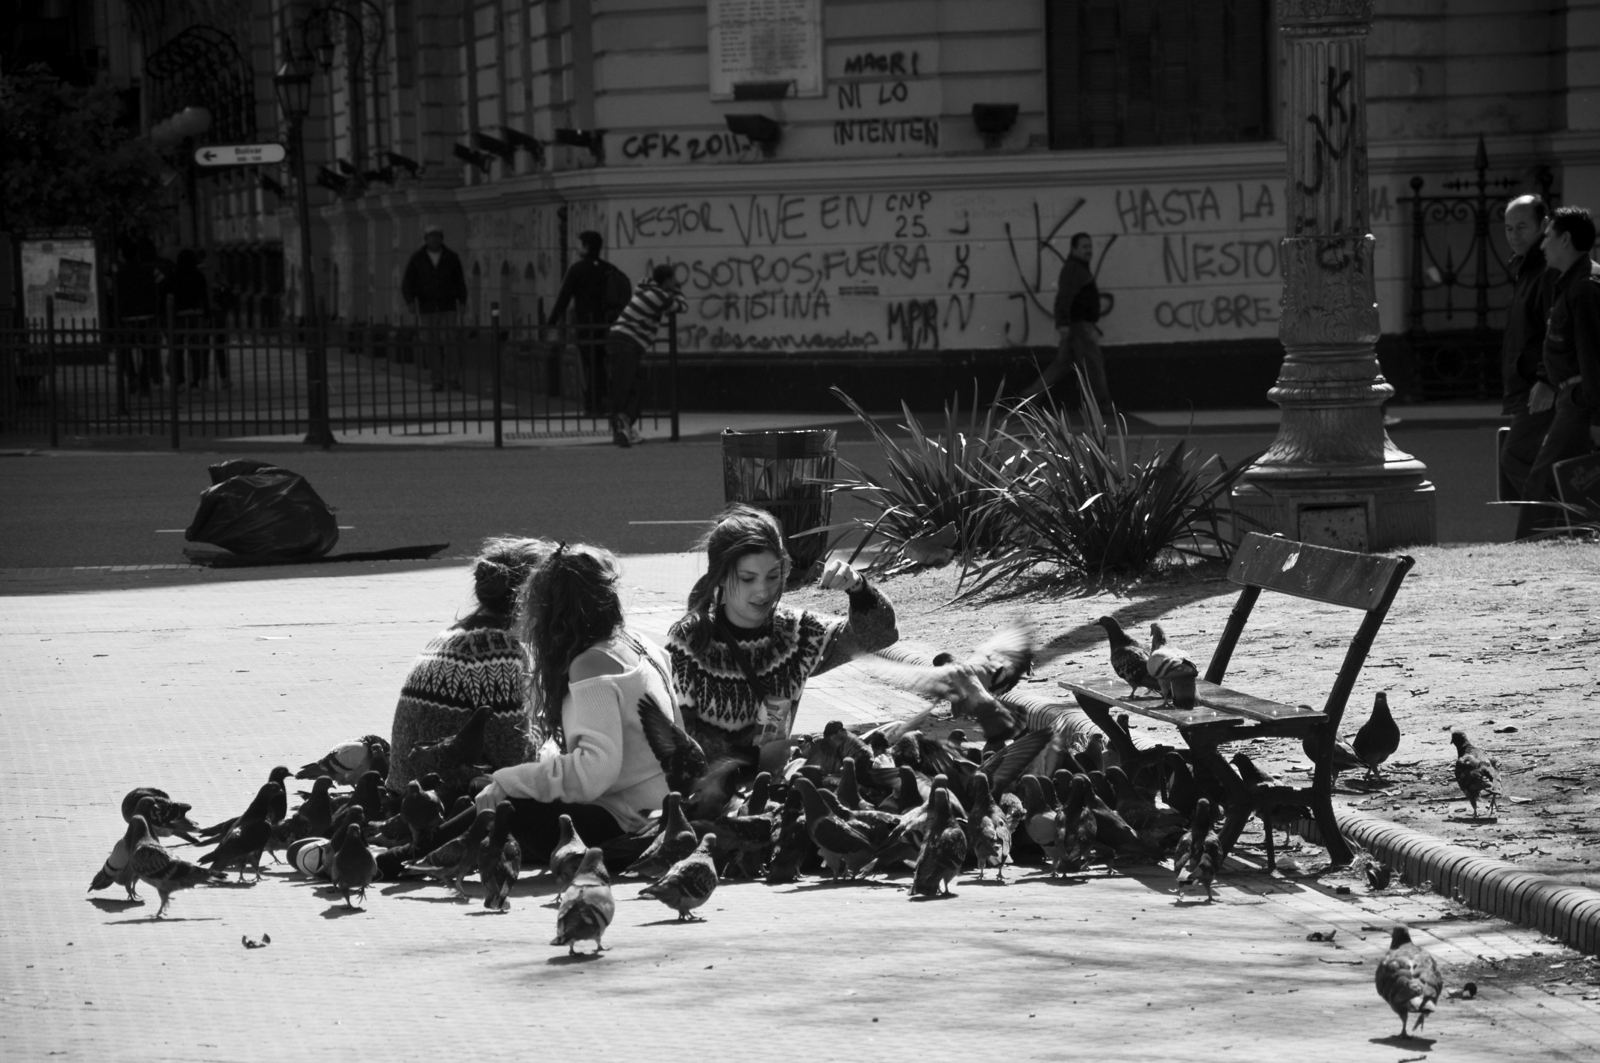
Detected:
left=185, top=461, right=339, bottom=560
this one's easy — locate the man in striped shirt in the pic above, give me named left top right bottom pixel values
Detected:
left=606, top=264, right=687, bottom=447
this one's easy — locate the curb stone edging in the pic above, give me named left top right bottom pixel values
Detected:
left=1299, top=810, right=1600, bottom=955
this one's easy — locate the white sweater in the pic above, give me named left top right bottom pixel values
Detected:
left=482, top=634, right=676, bottom=832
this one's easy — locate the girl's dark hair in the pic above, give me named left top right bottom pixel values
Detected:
left=651, top=263, right=676, bottom=285
left=516, top=543, right=624, bottom=746
left=681, top=504, right=788, bottom=653
left=458, top=536, right=555, bottom=630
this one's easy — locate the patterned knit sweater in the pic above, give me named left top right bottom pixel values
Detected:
left=665, top=583, right=897, bottom=756
left=386, top=625, right=540, bottom=792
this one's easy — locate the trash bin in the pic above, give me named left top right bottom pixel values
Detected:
left=721, top=428, right=837, bottom=580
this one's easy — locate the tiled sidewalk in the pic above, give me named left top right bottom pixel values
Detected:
left=2, top=555, right=1595, bottom=1061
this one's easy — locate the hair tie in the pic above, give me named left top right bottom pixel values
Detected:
left=553, top=541, right=569, bottom=558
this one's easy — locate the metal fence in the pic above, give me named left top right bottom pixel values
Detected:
left=0, top=309, right=679, bottom=447
left=1399, top=135, right=1558, bottom=400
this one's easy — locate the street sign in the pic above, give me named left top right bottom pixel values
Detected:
left=193, top=143, right=287, bottom=167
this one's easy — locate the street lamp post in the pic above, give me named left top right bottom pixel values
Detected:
left=274, top=59, right=336, bottom=448
left=1229, top=0, right=1434, bottom=550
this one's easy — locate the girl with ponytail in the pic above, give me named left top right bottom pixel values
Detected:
left=386, top=536, right=553, bottom=794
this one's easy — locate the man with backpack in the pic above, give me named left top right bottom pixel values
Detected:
left=548, top=230, right=632, bottom=416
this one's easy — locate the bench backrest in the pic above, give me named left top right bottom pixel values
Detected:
left=1227, top=532, right=1410, bottom=611
left=1206, top=532, right=1414, bottom=729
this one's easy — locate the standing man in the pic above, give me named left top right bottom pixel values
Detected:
left=1022, top=232, right=1112, bottom=414
left=401, top=224, right=468, bottom=391
left=1515, top=206, right=1600, bottom=539
left=115, top=239, right=162, bottom=397
left=605, top=264, right=685, bottom=448
left=1497, top=195, right=1557, bottom=502
left=548, top=230, right=630, bottom=416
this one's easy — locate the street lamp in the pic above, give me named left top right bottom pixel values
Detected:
left=274, top=58, right=335, bottom=448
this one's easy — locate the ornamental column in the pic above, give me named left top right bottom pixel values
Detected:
left=1230, top=0, right=1436, bottom=550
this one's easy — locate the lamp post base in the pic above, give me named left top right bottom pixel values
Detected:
left=1231, top=475, right=1436, bottom=553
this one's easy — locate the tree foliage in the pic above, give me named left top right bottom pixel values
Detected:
left=0, top=66, right=167, bottom=236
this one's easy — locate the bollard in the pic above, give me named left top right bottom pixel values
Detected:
left=491, top=302, right=503, bottom=448
left=46, top=297, right=58, bottom=448
left=167, top=296, right=180, bottom=449
left=668, top=310, right=680, bottom=442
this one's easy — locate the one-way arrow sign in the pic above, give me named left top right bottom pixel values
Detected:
left=194, top=143, right=288, bottom=167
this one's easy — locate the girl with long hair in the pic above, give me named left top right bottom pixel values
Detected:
left=469, top=542, right=682, bottom=858
left=386, top=536, right=552, bottom=793
left=666, top=504, right=898, bottom=774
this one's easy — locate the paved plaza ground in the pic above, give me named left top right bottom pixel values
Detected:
left=4, top=554, right=1600, bottom=1061
left=4, top=407, right=1599, bottom=1060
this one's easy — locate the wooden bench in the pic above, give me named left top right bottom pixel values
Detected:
left=1061, top=532, right=1414, bottom=867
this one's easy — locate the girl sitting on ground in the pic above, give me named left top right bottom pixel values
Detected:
left=666, top=504, right=899, bottom=777
left=385, top=536, right=551, bottom=794
left=465, top=542, right=683, bottom=859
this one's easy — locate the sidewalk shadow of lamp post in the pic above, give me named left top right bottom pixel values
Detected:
left=273, top=57, right=336, bottom=448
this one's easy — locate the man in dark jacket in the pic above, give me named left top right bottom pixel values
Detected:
left=1516, top=206, right=1600, bottom=539
left=161, top=249, right=210, bottom=389
left=1497, top=195, right=1557, bottom=501
left=548, top=230, right=627, bottom=415
left=401, top=224, right=469, bottom=390
left=115, top=239, right=162, bottom=396
left=1022, top=232, right=1112, bottom=413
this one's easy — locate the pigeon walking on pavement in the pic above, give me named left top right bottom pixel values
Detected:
left=127, top=814, right=227, bottom=919
left=1451, top=730, right=1502, bottom=818
left=403, top=808, right=494, bottom=898
left=909, top=786, right=967, bottom=899
left=198, top=766, right=291, bottom=841
left=1375, top=926, right=1443, bottom=1039
left=549, top=814, right=588, bottom=890
left=479, top=801, right=522, bottom=912
left=89, top=815, right=148, bottom=901
left=1351, top=692, right=1401, bottom=780
left=329, top=812, right=378, bottom=910
left=551, top=847, right=615, bottom=956
left=640, top=833, right=719, bottom=921
left=197, top=781, right=278, bottom=882
left=296, top=735, right=390, bottom=785
left=624, top=792, right=698, bottom=879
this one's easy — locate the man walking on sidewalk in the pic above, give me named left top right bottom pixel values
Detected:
left=1022, top=232, right=1112, bottom=414
left=401, top=224, right=469, bottom=391
left=1516, top=206, right=1600, bottom=539
left=1497, top=195, right=1557, bottom=503
left=605, top=264, right=685, bottom=448
left=548, top=230, right=631, bottom=416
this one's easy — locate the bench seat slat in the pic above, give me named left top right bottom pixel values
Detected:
left=1063, top=676, right=1326, bottom=729
left=1064, top=677, right=1244, bottom=730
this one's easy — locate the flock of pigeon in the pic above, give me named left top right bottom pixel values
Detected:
left=87, top=617, right=1507, bottom=1040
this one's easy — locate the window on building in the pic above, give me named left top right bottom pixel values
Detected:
left=1046, top=0, right=1272, bottom=149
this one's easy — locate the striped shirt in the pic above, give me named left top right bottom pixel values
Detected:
left=609, top=281, right=687, bottom=348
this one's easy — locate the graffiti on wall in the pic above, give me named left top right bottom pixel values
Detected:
left=594, top=176, right=1288, bottom=352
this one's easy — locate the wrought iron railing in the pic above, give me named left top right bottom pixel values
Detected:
left=0, top=309, right=680, bottom=448
left=1399, top=135, right=1557, bottom=400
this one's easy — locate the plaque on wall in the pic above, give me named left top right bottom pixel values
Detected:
left=709, top=0, right=823, bottom=100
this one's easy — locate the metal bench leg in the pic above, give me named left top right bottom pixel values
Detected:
left=1310, top=749, right=1354, bottom=866
left=1189, top=740, right=1253, bottom=859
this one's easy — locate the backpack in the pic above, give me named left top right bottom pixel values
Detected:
left=603, top=263, right=633, bottom=323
